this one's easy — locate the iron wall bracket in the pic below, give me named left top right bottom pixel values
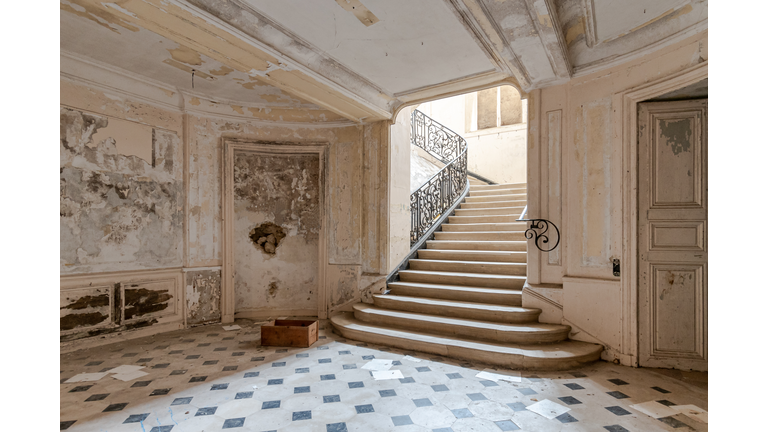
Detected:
left=515, top=218, right=561, bottom=252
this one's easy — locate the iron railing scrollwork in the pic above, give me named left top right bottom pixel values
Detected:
left=410, top=110, right=468, bottom=246
left=516, top=205, right=561, bottom=252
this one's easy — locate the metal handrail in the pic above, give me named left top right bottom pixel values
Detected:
left=409, top=110, right=468, bottom=246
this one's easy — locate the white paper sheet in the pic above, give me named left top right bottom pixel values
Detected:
left=64, top=372, right=109, bottom=383
left=111, top=370, right=149, bottom=381
left=629, top=401, right=678, bottom=418
left=106, top=365, right=145, bottom=374
left=372, top=370, right=405, bottom=380
left=222, top=325, right=241, bottom=331
left=252, top=385, right=259, bottom=389
left=526, top=399, right=570, bottom=419
left=361, top=359, right=393, bottom=371
left=672, top=405, right=708, bottom=423
left=476, top=369, right=522, bottom=383
left=402, top=355, right=422, bottom=362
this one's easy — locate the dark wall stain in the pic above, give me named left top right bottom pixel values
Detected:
left=268, top=281, right=279, bottom=297
left=124, top=287, right=172, bottom=320
left=60, top=294, right=109, bottom=310
left=60, top=312, right=109, bottom=331
left=249, top=222, right=286, bottom=254
left=660, top=118, right=693, bottom=155
left=233, top=153, right=320, bottom=240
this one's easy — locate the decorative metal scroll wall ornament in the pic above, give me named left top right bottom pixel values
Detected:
left=515, top=217, right=561, bottom=252
left=409, top=110, right=468, bottom=246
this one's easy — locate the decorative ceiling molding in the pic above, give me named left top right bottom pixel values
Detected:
left=580, top=0, right=597, bottom=48
left=572, top=19, right=707, bottom=77
left=61, top=50, right=358, bottom=128
left=524, top=0, right=573, bottom=79
left=441, top=0, right=532, bottom=89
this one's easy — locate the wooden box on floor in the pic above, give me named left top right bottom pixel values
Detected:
left=260, top=320, right=318, bottom=348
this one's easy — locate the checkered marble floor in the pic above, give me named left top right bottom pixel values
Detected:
left=60, top=319, right=708, bottom=431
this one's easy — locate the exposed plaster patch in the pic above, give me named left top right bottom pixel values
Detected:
left=167, top=44, right=203, bottom=66
left=185, top=269, right=221, bottom=325
left=209, top=65, right=234, bottom=76
left=61, top=0, right=139, bottom=34
left=565, top=17, right=585, bottom=47
left=189, top=97, right=201, bottom=106
left=537, top=13, right=553, bottom=29
left=333, top=0, right=380, bottom=27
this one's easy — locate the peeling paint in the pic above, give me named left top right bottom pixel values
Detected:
left=209, top=65, right=234, bottom=76
left=565, top=17, right=585, bottom=47
left=61, top=0, right=139, bottom=33
left=60, top=107, right=183, bottom=274
left=186, top=270, right=221, bottom=325
left=167, top=44, right=203, bottom=66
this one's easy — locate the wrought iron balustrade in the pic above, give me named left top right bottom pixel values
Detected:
left=410, top=110, right=468, bottom=246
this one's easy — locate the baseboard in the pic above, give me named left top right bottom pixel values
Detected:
left=234, top=309, right=318, bottom=320
left=60, top=321, right=185, bottom=354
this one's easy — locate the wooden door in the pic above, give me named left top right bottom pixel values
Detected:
left=638, top=99, right=707, bottom=371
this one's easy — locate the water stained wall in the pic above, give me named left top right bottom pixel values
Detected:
left=60, top=107, right=183, bottom=274
left=233, top=152, right=321, bottom=314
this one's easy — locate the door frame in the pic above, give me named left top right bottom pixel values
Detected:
left=613, top=61, right=707, bottom=366
left=221, top=139, right=328, bottom=323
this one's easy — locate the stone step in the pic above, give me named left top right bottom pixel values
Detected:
left=453, top=207, right=525, bottom=216
left=469, top=189, right=527, bottom=198
left=417, top=249, right=527, bottom=263
left=434, top=231, right=527, bottom=241
left=465, top=194, right=527, bottom=203
left=460, top=200, right=527, bottom=209
left=441, top=222, right=528, bottom=232
left=353, top=304, right=570, bottom=344
left=387, top=281, right=525, bottom=305
left=330, top=313, right=604, bottom=371
left=409, top=259, right=527, bottom=276
left=448, top=215, right=523, bottom=224
left=373, top=294, right=527, bottom=321
left=426, top=240, right=527, bottom=251
left=399, top=269, right=526, bottom=289
left=470, top=183, right=527, bottom=191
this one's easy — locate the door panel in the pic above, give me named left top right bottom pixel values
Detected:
left=638, top=99, right=707, bottom=371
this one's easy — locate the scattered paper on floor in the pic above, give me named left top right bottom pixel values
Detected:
left=672, top=405, right=708, bottom=423
left=252, top=385, right=258, bottom=389
left=362, top=359, right=393, bottom=371
left=65, top=372, right=109, bottom=383
left=222, top=325, right=241, bottom=331
left=106, top=365, right=144, bottom=374
left=372, top=370, right=405, bottom=380
left=402, top=355, right=422, bottom=362
left=476, top=369, right=522, bottom=383
left=111, top=370, right=149, bottom=381
left=629, top=401, right=678, bottom=419
left=526, top=399, right=570, bottom=419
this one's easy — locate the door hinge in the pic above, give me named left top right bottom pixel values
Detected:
left=612, top=258, right=621, bottom=277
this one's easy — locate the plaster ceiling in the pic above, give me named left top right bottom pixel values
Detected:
left=60, top=5, right=314, bottom=108
left=241, top=0, right=496, bottom=95
left=592, top=0, right=689, bottom=44
left=59, top=0, right=707, bottom=122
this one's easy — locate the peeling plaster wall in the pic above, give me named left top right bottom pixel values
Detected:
left=61, top=74, right=382, bottom=341
left=185, top=269, right=222, bottom=325
left=232, top=152, right=321, bottom=314
left=60, top=108, right=183, bottom=274
left=527, top=30, right=708, bottom=362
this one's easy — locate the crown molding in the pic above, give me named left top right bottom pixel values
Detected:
left=61, top=50, right=358, bottom=128
left=572, top=19, right=707, bottom=78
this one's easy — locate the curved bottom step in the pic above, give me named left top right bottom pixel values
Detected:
left=330, top=312, right=603, bottom=371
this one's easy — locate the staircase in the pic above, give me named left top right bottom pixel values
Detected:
left=331, top=182, right=603, bottom=370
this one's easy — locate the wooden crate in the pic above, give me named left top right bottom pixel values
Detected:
left=260, top=319, right=318, bottom=348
